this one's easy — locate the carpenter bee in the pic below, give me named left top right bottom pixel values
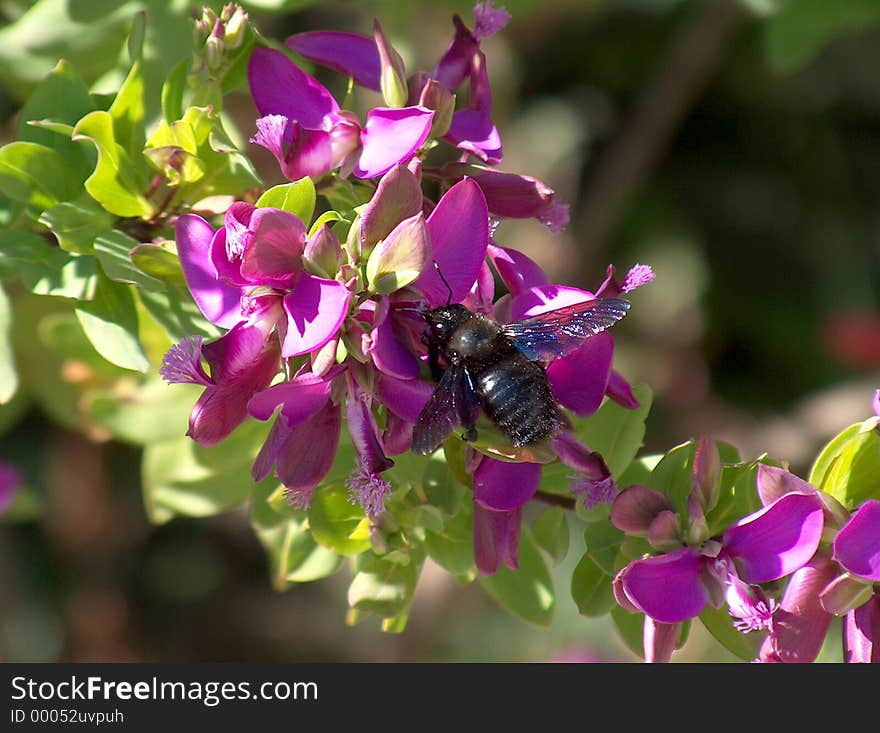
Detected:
left=411, top=281, right=630, bottom=457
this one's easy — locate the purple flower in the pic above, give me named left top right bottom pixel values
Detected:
left=248, top=47, right=433, bottom=180
left=284, top=2, right=507, bottom=164
left=0, top=461, right=21, bottom=515
left=874, top=388, right=880, bottom=420
left=613, top=489, right=824, bottom=627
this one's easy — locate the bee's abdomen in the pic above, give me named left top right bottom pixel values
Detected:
left=476, top=356, right=561, bottom=446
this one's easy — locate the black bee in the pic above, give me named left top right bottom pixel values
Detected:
left=411, top=294, right=630, bottom=456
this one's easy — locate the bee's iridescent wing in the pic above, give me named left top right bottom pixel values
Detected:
left=501, top=297, right=630, bottom=362
left=412, top=364, right=482, bottom=455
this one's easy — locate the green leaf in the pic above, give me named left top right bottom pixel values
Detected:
left=611, top=605, right=645, bottom=659
left=137, top=284, right=219, bottom=343
left=0, top=142, right=82, bottom=209
left=582, top=520, right=625, bottom=575
left=422, top=451, right=465, bottom=515
left=479, top=529, right=555, bottom=626
left=648, top=440, right=697, bottom=516
left=129, top=243, right=186, bottom=285
left=699, top=605, right=761, bottom=661
left=765, top=0, right=880, bottom=72
left=127, top=10, right=146, bottom=62
left=0, top=230, right=99, bottom=300
left=576, top=383, right=653, bottom=477
left=72, top=110, right=154, bottom=218
left=108, top=60, right=146, bottom=159
left=142, top=420, right=272, bottom=524
left=348, top=549, right=425, bottom=619
left=308, top=210, right=345, bottom=238
left=38, top=201, right=113, bottom=254
left=161, top=58, right=189, bottom=124
left=808, top=418, right=880, bottom=509
left=308, top=484, right=372, bottom=556
left=425, top=503, right=475, bottom=577
left=571, top=553, right=615, bottom=617
left=85, top=377, right=200, bottom=445
left=531, top=507, right=569, bottom=565
left=75, top=272, right=150, bottom=372
left=0, top=285, right=18, bottom=403
left=255, top=179, right=317, bottom=224
left=254, top=516, right=343, bottom=591
left=94, top=231, right=164, bottom=291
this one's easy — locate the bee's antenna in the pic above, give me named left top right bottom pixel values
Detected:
left=433, top=260, right=453, bottom=305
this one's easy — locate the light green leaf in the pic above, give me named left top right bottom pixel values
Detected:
left=648, top=440, right=697, bottom=516
left=582, top=520, right=625, bottom=575
left=0, top=230, right=98, bottom=300
left=94, top=231, right=164, bottom=292
left=308, top=211, right=344, bottom=239
left=143, top=420, right=272, bottom=524
left=129, top=243, right=186, bottom=285
left=0, top=285, right=18, bottom=403
left=0, top=142, right=81, bottom=209
left=72, top=110, right=154, bottom=218
left=348, top=549, right=425, bottom=619
left=571, top=553, right=615, bottom=617
left=308, top=484, right=372, bottom=556
left=75, top=272, right=150, bottom=372
left=531, top=507, right=569, bottom=565
left=808, top=418, right=880, bottom=509
left=575, top=383, right=653, bottom=477
left=108, top=59, right=146, bottom=159
left=161, top=58, right=189, bottom=124
left=255, top=179, right=316, bottom=224
left=137, top=284, right=219, bottom=343
left=699, top=605, right=761, bottom=661
left=611, top=605, right=645, bottom=659
left=39, top=201, right=113, bottom=254
left=255, top=516, right=343, bottom=591
left=479, top=529, right=555, bottom=626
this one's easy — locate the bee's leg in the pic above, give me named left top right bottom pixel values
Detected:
left=425, top=335, right=445, bottom=381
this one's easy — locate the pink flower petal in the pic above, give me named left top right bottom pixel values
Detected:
left=833, top=499, right=880, bottom=581
left=758, top=553, right=837, bottom=663
left=416, top=178, right=489, bottom=306
left=247, top=368, right=341, bottom=425
left=611, top=484, right=673, bottom=535
left=487, top=244, right=549, bottom=297
left=446, top=109, right=503, bottom=163
left=616, top=547, right=709, bottom=624
left=473, top=504, right=521, bottom=575
left=175, top=214, right=241, bottom=328
left=723, top=491, right=824, bottom=584
left=285, top=31, right=382, bottom=91
left=282, top=274, right=351, bottom=357
left=354, top=106, right=434, bottom=178
left=239, top=208, right=306, bottom=288
left=473, top=456, right=541, bottom=511
left=248, top=47, right=338, bottom=126
left=755, top=464, right=817, bottom=507
left=376, top=374, right=434, bottom=422
left=844, top=595, right=880, bottom=663
left=546, top=332, right=613, bottom=417
left=606, top=370, right=640, bottom=409
left=643, top=618, right=680, bottom=663
left=368, top=309, right=421, bottom=379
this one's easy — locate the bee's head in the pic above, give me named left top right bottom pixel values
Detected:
left=423, top=304, right=472, bottom=346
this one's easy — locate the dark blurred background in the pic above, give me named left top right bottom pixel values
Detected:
left=1, top=0, right=879, bottom=662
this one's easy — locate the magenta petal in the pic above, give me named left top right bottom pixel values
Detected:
left=376, top=374, right=434, bottom=422
left=509, top=284, right=596, bottom=321
left=345, top=387, right=394, bottom=475
left=354, top=106, right=434, bottom=178
left=833, top=499, right=880, bottom=581
left=723, top=491, right=824, bottom=584
left=275, top=402, right=342, bottom=496
left=759, top=553, right=837, bottom=663
left=382, top=412, right=414, bottom=456
left=844, top=596, right=880, bottom=663
left=473, top=503, right=522, bottom=575
left=487, top=244, right=548, bottom=297
left=252, top=416, right=288, bottom=482
left=286, top=31, right=381, bottom=91
left=611, top=484, right=673, bottom=535
left=755, top=464, right=817, bottom=507
left=368, top=310, right=420, bottom=379
left=281, top=123, right=336, bottom=181
left=248, top=47, right=338, bottom=126
left=643, top=618, right=680, bottom=663
left=546, top=332, right=613, bottom=417
left=175, top=214, right=241, bottom=328
left=282, top=274, right=351, bottom=357
left=606, top=370, right=640, bottom=409
left=469, top=169, right=555, bottom=218
left=446, top=109, right=502, bottom=163
left=239, top=208, right=306, bottom=288
left=201, top=322, right=269, bottom=383
left=433, top=15, right=478, bottom=90
left=416, top=178, right=489, bottom=306
left=473, top=457, right=541, bottom=511
left=247, top=368, right=340, bottom=425
left=874, top=389, right=880, bottom=418
left=617, top=548, right=709, bottom=624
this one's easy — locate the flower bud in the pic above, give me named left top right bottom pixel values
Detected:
left=419, top=78, right=455, bottom=138
left=205, top=19, right=225, bottom=70
left=691, top=436, right=721, bottom=512
left=304, top=225, right=342, bottom=279
left=222, top=3, right=248, bottom=50
left=820, top=573, right=874, bottom=616
left=366, top=212, right=431, bottom=295
left=647, top=510, right=682, bottom=550
left=374, top=20, right=408, bottom=109
left=610, top=484, right=672, bottom=536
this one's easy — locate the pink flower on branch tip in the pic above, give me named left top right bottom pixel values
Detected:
left=248, top=47, right=433, bottom=180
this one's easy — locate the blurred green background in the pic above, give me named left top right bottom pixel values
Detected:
left=1, top=0, right=879, bottom=662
